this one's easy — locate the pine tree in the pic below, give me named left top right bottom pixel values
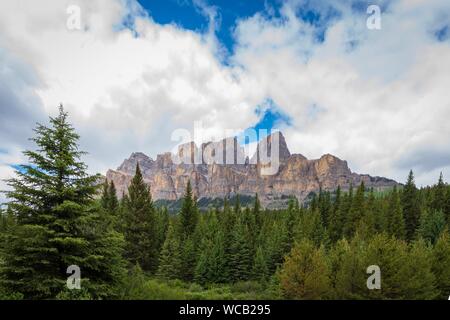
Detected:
left=431, top=229, right=450, bottom=299
left=123, top=163, right=158, bottom=273
left=338, top=186, right=353, bottom=239
left=177, top=180, right=198, bottom=240
left=328, top=186, right=343, bottom=242
left=445, top=185, right=450, bottom=225
left=195, top=231, right=226, bottom=284
left=100, top=181, right=111, bottom=210
left=399, top=239, right=437, bottom=299
left=156, top=222, right=182, bottom=280
left=318, top=190, right=332, bottom=227
left=100, top=180, right=119, bottom=229
left=0, top=206, right=15, bottom=235
left=252, top=246, right=269, bottom=281
left=229, top=217, right=253, bottom=282
left=355, top=189, right=377, bottom=241
left=253, top=193, right=262, bottom=232
left=220, top=200, right=235, bottom=280
left=386, top=186, right=406, bottom=239
left=108, top=181, right=119, bottom=212
left=177, top=180, right=199, bottom=281
left=402, top=170, right=421, bottom=241
left=418, top=209, right=446, bottom=245
left=332, top=236, right=367, bottom=299
left=293, top=208, right=327, bottom=247
left=242, top=207, right=257, bottom=255
left=363, top=234, right=407, bottom=299
left=431, top=173, right=446, bottom=212
left=344, top=182, right=366, bottom=238
left=82, top=203, right=127, bottom=299
left=279, top=240, right=331, bottom=299
left=1, top=105, right=124, bottom=299
left=155, top=207, right=169, bottom=253
left=328, top=238, right=350, bottom=299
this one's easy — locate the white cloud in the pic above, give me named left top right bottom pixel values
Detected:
left=231, top=0, right=450, bottom=185
left=0, top=0, right=449, bottom=189
left=0, top=0, right=265, bottom=176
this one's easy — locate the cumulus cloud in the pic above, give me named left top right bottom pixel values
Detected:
left=231, top=0, right=450, bottom=185
left=0, top=0, right=449, bottom=196
left=0, top=0, right=264, bottom=177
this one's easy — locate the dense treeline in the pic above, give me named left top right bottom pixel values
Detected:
left=0, top=106, right=449, bottom=300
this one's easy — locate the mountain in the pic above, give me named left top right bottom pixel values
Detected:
left=106, top=131, right=397, bottom=207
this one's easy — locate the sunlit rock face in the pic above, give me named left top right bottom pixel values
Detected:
left=106, top=132, right=397, bottom=206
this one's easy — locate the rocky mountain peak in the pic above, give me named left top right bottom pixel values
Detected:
left=117, top=152, right=154, bottom=175
left=107, top=131, right=398, bottom=206
left=251, top=131, right=291, bottom=164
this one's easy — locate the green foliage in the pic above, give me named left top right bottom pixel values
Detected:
left=328, top=186, right=344, bottom=242
left=0, top=106, right=124, bottom=299
left=332, top=236, right=367, bottom=299
left=279, top=240, right=331, bottom=299
left=229, top=216, right=253, bottom=282
left=418, top=209, right=447, bottom=245
left=399, top=239, right=437, bottom=299
left=252, top=246, right=269, bottom=281
left=386, top=186, right=406, bottom=239
left=331, top=233, right=438, bottom=300
left=293, top=209, right=327, bottom=247
left=177, top=180, right=198, bottom=239
left=101, top=180, right=119, bottom=214
left=432, top=229, right=450, bottom=299
left=1, top=111, right=449, bottom=300
left=431, top=173, right=446, bottom=213
left=157, top=222, right=182, bottom=280
left=122, top=164, right=159, bottom=273
left=56, top=285, right=93, bottom=300
left=402, top=170, right=421, bottom=240
left=344, top=182, right=366, bottom=238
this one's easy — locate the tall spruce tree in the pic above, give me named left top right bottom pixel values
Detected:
left=252, top=246, right=269, bottom=281
left=1, top=105, right=124, bottom=299
left=418, top=209, right=446, bottom=245
left=431, top=229, right=450, bottom=299
left=332, top=236, right=367, bottom=299
left=386, top=186, right=406, bottom=239
left=123, top=163, right=158, bottom=273
left=445, top=186, right=450, bottom=224
left=402, top=170, right=421, bottom=241
left=100, top=180, right=119, bottom=229
left=399, top=239, right=437, bottom=299
left=194, top=213, right=226, bottom=284
left=253, top=193, right=262, bottom=232
left=220, top=198, right=235, bottom=280
left=176, top=180, right=199, bottom=281
left=156, top=222, right=182, bottom=280
left=328, top=186, right=343, bottom=242
left=177, top=180, right=198, bottom=239
left=344, top=182, right=366, bottom=238
left=356, top=188, right=376, bottom=241
left=431, top=173, right=446, bottom=213
left=229, top=216, right=253, bottom=282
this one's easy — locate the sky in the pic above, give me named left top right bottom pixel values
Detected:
left=1, top=0, right=450, bottom=203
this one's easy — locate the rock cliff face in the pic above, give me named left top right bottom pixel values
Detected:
left=106, top=132, right=397, bottom=205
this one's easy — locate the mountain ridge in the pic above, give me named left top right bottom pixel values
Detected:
left=106, top=132, right=398, bottom=206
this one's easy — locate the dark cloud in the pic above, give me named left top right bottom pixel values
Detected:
left=395, top=147, right=450, bottom=173
left=0, top=49, right=46, bottom=151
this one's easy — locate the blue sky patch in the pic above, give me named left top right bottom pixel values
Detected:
left=138, top=0, right=281, bottom=53
left=10, top=164, right=26, bottom=173
left=238, top=99, right=292, bottom=144
left=435, top=25, right=449, bottom=41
